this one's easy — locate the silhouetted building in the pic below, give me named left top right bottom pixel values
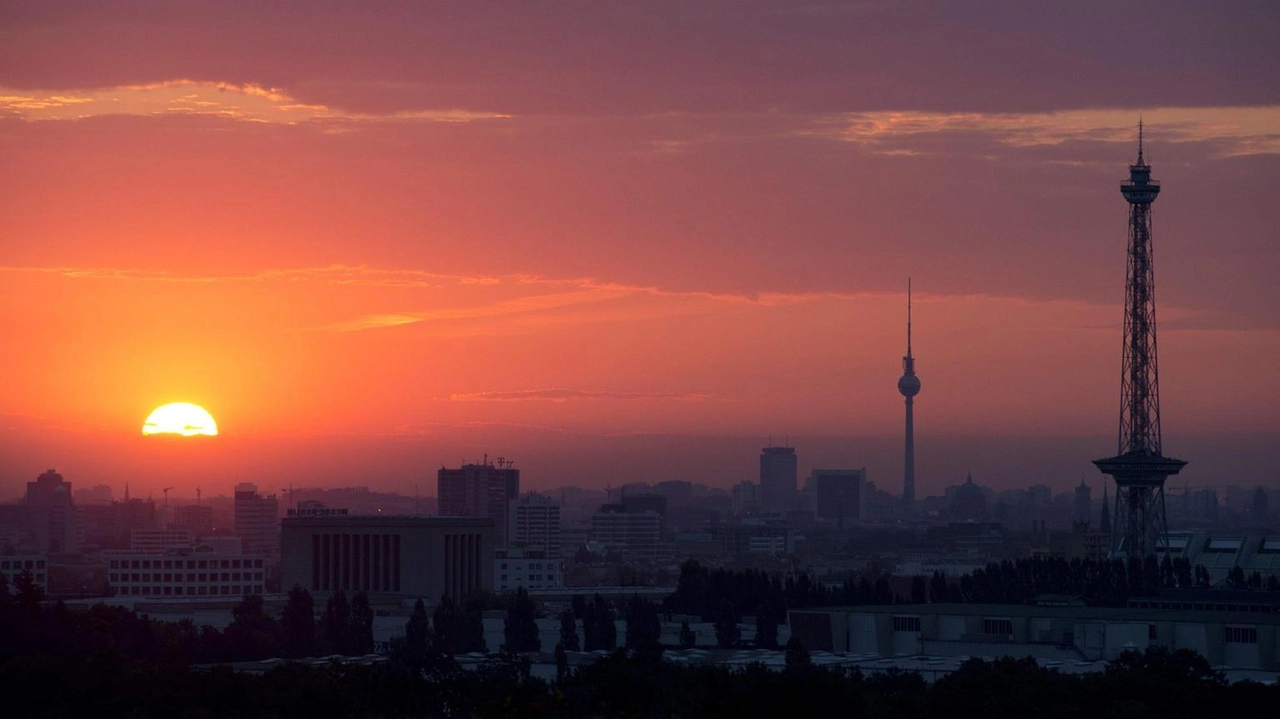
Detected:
left=173, top=504, right=214, bottom=536
left=759, top=446, right=797, bottom=513
left=438, top=461, right=520, bottom=546
left=1074, top=481, right=1093, bottom=524
left=948, top=473, right=988, bottom=522
left=23, top=469, right=78, bottom=553
left=591, top=503, right=663, bottom=562
left=731, top=481, right=760, bottom=516
left=510, top=493, right=561, bottom=556
left=809, top=468, right=865, bottom=527
left=234, top=483, right=279, bottom=557
left=281, top=515, right=494, bottom=602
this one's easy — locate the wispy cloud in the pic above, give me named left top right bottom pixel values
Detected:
left=0, top=80, right=510, bottom=125
left=446, top=389, right=715, bottom=403
left=803, top=106, right=1280, bottom=157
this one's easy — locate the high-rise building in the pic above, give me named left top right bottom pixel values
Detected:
left=437, top=461, right=520, bottom=546
left=510, top=492, right=562, bottom=556
left=281, top=515, right=493, bottom=602
left=173, top=504, right=214, bottom=536
left=1093, top=125, right=1186, bottom=558
left=898, top=280, right=921, bottom=504
left=591, top=504, right=664, bottom=563
left=234, top=483, right=280, bottom=557
left=23, top=469, right=78, bottom=553
left=759, top=446, right=797, bottom=513
left=809, top=469, right=865, bottom=527
left=1074, top=481, right=1093, bottom=524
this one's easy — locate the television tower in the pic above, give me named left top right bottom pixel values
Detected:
left=1094, top=123, right=1186, bottom=558
left=898, top=279, right=921, bottom=504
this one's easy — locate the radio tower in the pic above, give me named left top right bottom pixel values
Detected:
left=1094, top=123, right=1186, bottom=558
left=898, top=279, right=921, bottom=504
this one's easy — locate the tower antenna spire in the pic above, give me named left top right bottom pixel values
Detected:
left=1095, top=122, right=1186, bottom=559
left=907, top=277, right=913, bottom=357
left=898, top=278, right=921, bottom=506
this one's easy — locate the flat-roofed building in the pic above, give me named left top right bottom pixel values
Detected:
left=108, top=550, right=266, bottom=598
left=0, top=554, right=48, bottom=591
left=789, top=602, right=1280, bottom=671
left=281, top=515, right=494, bottom=603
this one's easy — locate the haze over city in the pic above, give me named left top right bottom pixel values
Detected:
left=2, top=1, right=1278, bottom=498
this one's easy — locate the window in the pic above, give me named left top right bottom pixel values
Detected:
left=1225, top=626, right=1257, bottom=644
left=983, top=618, right=1013, bottom=636
left=893, top=616, right=922, bottom=633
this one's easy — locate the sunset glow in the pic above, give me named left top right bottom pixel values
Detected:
left=142, top=403, right=218, bottom=437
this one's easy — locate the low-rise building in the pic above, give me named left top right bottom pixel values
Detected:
left=0, top=554, right=48, bottom=591
left=108, top=550, right=267, bottom=597
left=494, top=547, right=563, bottom=592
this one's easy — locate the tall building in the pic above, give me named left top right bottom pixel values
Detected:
left=591, top=503, right=664, bottom=563
left=23, top=469, right=78, bottom=553
left=1093, top=125, right=1186, bottom=558
left=173, top=504, right=214, bottom=536
left=437, top=461, right=520, bottom=546
left=898, top=280, right=921, bottom=504
left=234, top=483, right=280, bottom=557
left=809, top=469, right=865, bottom=527
left=1074, top=481, right=1093, bottom=524
left=280, top=515, right=493, bottom=602
left=759, top=446, right=797, bottom=514
left=510, top=492, right=562, bottom=556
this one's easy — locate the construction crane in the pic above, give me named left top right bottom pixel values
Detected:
left=162, top=486, right=175, bottom=509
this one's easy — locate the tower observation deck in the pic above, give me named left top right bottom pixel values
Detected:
left=1094, top=123, right=1186, bottom=558
left=899, top=279, right=920, bottom=504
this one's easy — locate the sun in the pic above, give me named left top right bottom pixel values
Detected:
left=142, top=402, right=219, bottom=437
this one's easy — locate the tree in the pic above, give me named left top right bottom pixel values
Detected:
left=432, top=595, right=462, bottom=655
left=350, top=591, right=375, bottom=655
left=623, top=595, right=661, bottom=654
left=679, top=620, right=696, bottom=649
left=405, top=598, right=432, bottom=657
left=322, top=590, right=353, bottom=655
left=784, top=635, right=812, bottom=672
left=713, top=599, right=740, bottom=648
left=13, top=569, right=43, bottom=620
left=755, top=605, right=779, bottom=650
left=559, top=610, right=580, bottom=651
left=503, top=588, right=541, bottom=652
left=225, top=594, right=281, bottom=660
left=911, top=575, right=928, bottom=604
left=464, top=597, right=488, bottom=654
left=583, top=595, right=616, bottom=651
left=554, top=641, right=569, bottom=682
left=280, top=585, right=317, bottom=658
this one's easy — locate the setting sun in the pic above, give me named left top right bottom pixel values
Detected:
left=141, top=402, right=219, bottom=437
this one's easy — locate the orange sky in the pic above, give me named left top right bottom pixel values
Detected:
left=1, top=2, right=1278, bottom=497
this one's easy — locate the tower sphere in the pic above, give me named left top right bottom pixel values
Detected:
left=898, top=374, right=921, bottom=397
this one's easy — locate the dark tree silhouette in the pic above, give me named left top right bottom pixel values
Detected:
left=280, top=585, right=316, bottom=658
left=503, top=587, right=541, bottom=652
left=714, top=599, right=740, bottom=648
left=559, top=609, right=580, bottom=651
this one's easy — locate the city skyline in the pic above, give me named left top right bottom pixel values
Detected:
left=2, top=2, right=1278, bottom=497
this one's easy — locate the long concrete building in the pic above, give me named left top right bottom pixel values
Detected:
left=281, top=515, right=493, bottom=603
left=790, top=601, right=1280, bottom=672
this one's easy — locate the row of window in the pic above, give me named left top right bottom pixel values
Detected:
left=0, top=560, right=46, bottom=571
left=114, top=585, right=263, bottom=597
left=109, top=558, right=264, bottom=570
left=499, top=574, right=556, bottom=583
left=110, top=572, right=264, bottom=584
left=890, top=616, right=1261, bottom=645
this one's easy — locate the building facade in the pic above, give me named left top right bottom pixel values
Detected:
left=108, top=550, right=266, bottom=597
left=438, top=462, right=520, bottom=546
left=234, top=483, right=280, bottom=558
left=591, top=504, right=663, bottom=562
left=510, top=493, right=562, bottom=556
left=809, top=469, right=865, bottom=526
left=759, top=446, right=797, bottom=514
left=0, top=555, right=48, bottom=592
left=281, top=515, right=494, bottom=602
left=494, top=547, right=563, bottom=592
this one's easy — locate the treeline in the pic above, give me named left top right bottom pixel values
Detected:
left=666, top=556, right=1279, bottom=622
left=4, top=640, right=1279, bottom=718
